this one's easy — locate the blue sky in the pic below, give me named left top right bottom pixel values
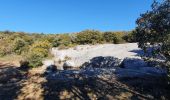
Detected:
left=0, top=0, right=153, bottom=33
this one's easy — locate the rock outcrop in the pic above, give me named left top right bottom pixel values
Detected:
left=51, top=43, right=142, bottom=68
left=45, top=43, right=167, bottom=78
left=121, top=58, right=148, bottom=69
left=81, top=56, right=121, bottom=69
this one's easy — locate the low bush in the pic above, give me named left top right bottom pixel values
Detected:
left=30, top=40, right=52, bottom=50
left=21, top=40, right=52, bottom=67
left=123, top=31, right=136, bottom=43
left=0, top=39, right=14, bottom=56
left=52, top=34, right=73, bottom=47
left=22, top=48, right=49, bottom=67
left=13, top=38, right=27, bottom=54
left=113, top=32, right=126, bottom=44
left=103, top=32, right=125, bottom=44
left=103, top=32, right=116, bottom=43
left=75, top=30, right=103, bottom=44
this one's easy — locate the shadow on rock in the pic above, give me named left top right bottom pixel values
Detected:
left=42, top=56, right=170, bottom=100
left=81, top=56, right=121, bottom=69
left=129, top=49, right=145, bottom=57
left=129, top=48, right=166, bottom=60
left=42, top=71, right=152, bottom=100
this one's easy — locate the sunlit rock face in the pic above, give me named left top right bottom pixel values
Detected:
left=45, top=57, right=167, bottom=80
left=51, top=43, right=143, bottom=68
left=43, top=60, right=55, bottom=68
left=45, top=43, right=166, bottom=79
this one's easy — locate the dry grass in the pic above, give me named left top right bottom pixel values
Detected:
left=0, top=54, right=22, bottom=66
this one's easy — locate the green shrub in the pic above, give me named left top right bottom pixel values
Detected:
left=0, top=39, right=14, bottom=56
left=23, top=47, right=49, bottom=67
left=37, top=34, right=58, bottom=43
left=103, top=32, right=125, bottom=44
left=103, top=32, right=116, bottom=43
left=30, top=40, right=52, bottom=50
left=75, top=30, right=103, bottom=44
left=114, top=32, right=126, bottom=44
left=0, top=32, right=33, bottom=56
left=24, top=52, right=44, bottom=67
left=13, top=38, right=27, bottom=54
left=22, top=40, right=52, bottom=67
left=52, top=34, right=73, bottom=47
left=123, top=31, right=136, bottom=43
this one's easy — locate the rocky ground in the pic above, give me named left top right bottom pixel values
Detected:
left=51, top=43, right=143, bottom=68
left=46, top=43, right=166, bottom=77
left=0, top=63, right=169, bottom=100
left=0, top=43, right=170, bottom=100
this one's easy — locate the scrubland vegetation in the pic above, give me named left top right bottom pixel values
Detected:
left=0, top=30, right=135, bottom=67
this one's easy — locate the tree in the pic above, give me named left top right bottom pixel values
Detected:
left=135, top=0, right=170, bottom=74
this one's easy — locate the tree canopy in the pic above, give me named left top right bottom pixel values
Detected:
left=135, top=0, right=170, bottom=74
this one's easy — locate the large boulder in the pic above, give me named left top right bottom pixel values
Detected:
left=115, top=68, right=147, bottom=78
left=140, top=67, right=167, bottom=76
left=122, top=58, right=148, bottom=69
left=115, top=67, right=167, bottom=78
left=82, top=56, right=121, bottom=69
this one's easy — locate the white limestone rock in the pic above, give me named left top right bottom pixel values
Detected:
left=43, top=60, right=55, bottom=67
left=63, top=60, right=76, bottom=69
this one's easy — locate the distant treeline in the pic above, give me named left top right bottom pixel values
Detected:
left=0, top=30, right=136, bottom=67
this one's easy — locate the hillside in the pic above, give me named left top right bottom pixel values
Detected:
left=0, top=0, right=169, bottom=99
left=0, top=43, right=169, bottom=100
